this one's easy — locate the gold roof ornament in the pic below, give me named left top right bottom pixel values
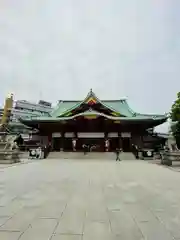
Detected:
left=84, top=115, right=98, bottom=119
left=112, top=112, right=120, bottom=117
left=114, top=120, right=120, bottom=124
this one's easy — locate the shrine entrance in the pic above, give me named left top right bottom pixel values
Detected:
left=109, top=138, right=120, bottom=152
left=121, top=137, right=131, bottom=152
left=52, top=137, right=61, bottom=151
left=76, top=138, right=105, bottom=152
left=76, top=132, right=105, bottom=152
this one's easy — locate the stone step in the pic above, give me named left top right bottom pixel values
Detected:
left=20, top=152, right=29, bottom=159
left=48, top=152, right=136, bottom=160
left=48, top=152, right=114, bottom=160
left=121, top=152, right=136, bottom=160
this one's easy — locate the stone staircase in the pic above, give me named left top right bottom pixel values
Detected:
left=47, top=152, right=136, bottom=160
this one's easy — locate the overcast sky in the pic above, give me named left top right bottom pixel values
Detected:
left=0, top=0, right=180, bottom=120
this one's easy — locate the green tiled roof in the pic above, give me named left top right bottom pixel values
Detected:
left=20, top=110, right=167, bottom=122
left=20, top=90, right=167, bottom=125
left=51, top=90, right=135, bottom=118
left=102, top=100, right=135, bottom=117
left=51, top=101, right=79, bottom=118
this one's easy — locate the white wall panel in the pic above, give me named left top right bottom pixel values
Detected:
left=78, top=132, right=104, bottom=138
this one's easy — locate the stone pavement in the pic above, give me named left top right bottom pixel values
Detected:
left=0, top=159, right=32, bottom=169
left=0, top=159, right=180, bottom=239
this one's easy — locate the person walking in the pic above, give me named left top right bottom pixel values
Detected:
left=132, top=144, right=139, bottom=159
left=36, top=146, right=42, bottom=159
left=115, top=148, right=121, bottom=161
left=83, top=144, right=88, bottom=155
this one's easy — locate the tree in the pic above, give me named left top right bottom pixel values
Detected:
left=170, top=92, right=180, bottom=148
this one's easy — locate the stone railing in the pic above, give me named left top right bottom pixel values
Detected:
left=161, top=151, right=180, bottom=166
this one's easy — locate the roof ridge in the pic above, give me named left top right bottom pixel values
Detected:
left=58, top=98, right=127, bottom=102
left=55, top=91, right=126, bottom=117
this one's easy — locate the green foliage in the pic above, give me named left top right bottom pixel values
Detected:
left=170, top=92, right=180, bottom=148
left=170, top=92, right=180, bottom=121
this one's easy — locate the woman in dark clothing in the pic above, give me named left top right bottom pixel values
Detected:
left=132, top=144, right=139, bottom=159
left=14, top=134, right=24, bottom=147
left=115, top=148, right=121, bottom=161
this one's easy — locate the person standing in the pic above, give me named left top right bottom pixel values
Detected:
left=72, top=139, right=76, bottom=151
left=132, top=144, right=139, bottom=159
left=44, top=145, right=47, bottom=159
left=135, top=145, right=139, bottom=159
left=36, top=146, right=42, bottom=159
left=115, top=148, right=121, bottom=161
left=105, top=139, right=110, bottom=152
left=82, top=143, right=88, bottom=155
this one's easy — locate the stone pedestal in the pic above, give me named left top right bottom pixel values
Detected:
left=0, top=140, right=20, bottom=164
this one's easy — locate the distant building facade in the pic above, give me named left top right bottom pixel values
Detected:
left=0, top=98, right=52, bottom=134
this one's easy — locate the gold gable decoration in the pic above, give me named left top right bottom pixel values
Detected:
left=114, top=120, right=120, bottom=124
left=86, top=97, right=97, bottom=105
left=111, top=112, right=120, bottom=117
left=84, top=115, right=98, bottom=120
left=63, top=112, right=72, bottom=117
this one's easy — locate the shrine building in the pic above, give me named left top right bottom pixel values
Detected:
left=19, top=89, right=167, bottom=152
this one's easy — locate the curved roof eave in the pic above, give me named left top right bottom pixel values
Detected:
left=19, top=111, right=167, bottom=123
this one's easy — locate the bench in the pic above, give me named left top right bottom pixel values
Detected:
left=161, top=151, right=180, bottom=166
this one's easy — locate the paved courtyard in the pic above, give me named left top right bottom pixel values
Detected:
left=0, top=159, right=180, bottom=240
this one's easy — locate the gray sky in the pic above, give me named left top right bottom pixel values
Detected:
left=0, top=0, right=180, bottom=121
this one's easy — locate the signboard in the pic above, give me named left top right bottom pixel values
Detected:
left=108, top=132, right=118, bottom=138
left=121, top=132, right=131, bottom=138
left=52, top=133, right=61, bottom=138
left=78, top=132, right=104, bottom=138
